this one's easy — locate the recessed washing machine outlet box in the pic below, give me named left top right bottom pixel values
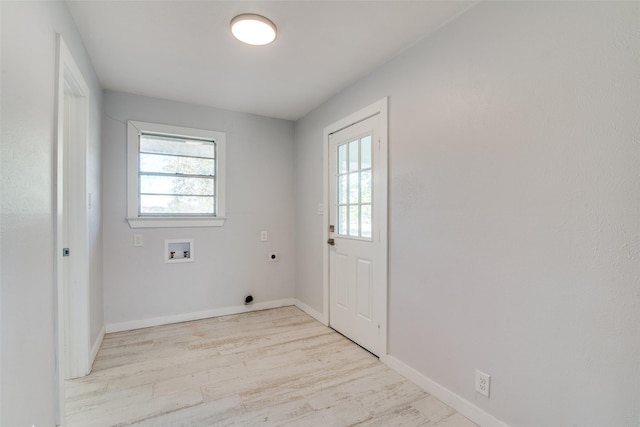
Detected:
left=165, top=239, right=194, bottom=263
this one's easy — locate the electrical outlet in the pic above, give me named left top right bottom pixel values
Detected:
left=268, top=252, right=278, bottom=262
left=260, top=231, right=268, bottom=241
left=475, top=370, right=490, bottom=398
left=134, top=234, right=143, bottom=247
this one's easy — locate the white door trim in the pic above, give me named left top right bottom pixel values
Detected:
left=54, top=34, right=91, bottom=425
left=322, top=97, right=388, bottom=358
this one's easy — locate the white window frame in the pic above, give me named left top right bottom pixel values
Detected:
left=126, top=120, right=226, bottom=228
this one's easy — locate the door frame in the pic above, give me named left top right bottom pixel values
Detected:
left=322, top=97, right=388, bottom=358
left=54, top=34, right=91, bottom=425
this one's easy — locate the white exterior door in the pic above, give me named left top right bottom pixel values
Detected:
left=327, top=99, right=387, bottom=357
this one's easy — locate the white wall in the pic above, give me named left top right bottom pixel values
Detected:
left=102, top=91, right=296, bottom=328
left=294, top=2, right=640, bottom=426
left=0, top=1, right=103, bottom=425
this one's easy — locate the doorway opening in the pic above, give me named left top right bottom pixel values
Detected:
left=54, top=35, right=91, bottom=425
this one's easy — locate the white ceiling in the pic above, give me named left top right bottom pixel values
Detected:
left=67, top=1, right=475, bottom=121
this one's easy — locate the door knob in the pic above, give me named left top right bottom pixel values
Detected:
left=327, top=238, right=335, bottom=246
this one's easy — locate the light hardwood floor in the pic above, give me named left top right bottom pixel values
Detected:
left=66, top=306, right=477, bottom=426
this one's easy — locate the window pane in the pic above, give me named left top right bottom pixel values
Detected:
left=140, top=195, right=214, bottom=215
left=140, top=134, right=215, bottom=158
left=360, top=170, right=372, bottom=203
left=338, top=144, right=348, bottom=174
left=140, top=175, right=214, bottom=196
left=349, top=205, right=360, bottom=236
left=140, top=153, right=214, bottom=176
left=361, top=135, right=372, bottom=169
left=361, top=204, right=372, bottom=238
left=348, top=139, right=359, bottom=172
left=338, top=206, right=348, bottom=235
left=338, top=175, right=348, bottom=204
left=348, top=172, right=359, bottom=204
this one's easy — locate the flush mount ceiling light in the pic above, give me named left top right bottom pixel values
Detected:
left=230, top=14, right=277, bottom=46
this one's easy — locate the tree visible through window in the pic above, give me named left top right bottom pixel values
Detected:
left=127, top=121, right=226, bottom=228
left=139, top=133, right=217, bottom=215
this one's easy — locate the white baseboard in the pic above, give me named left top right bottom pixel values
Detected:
left=294, top=298, right=327, bottom=325
left=89, top=324, right=105, bottom=371
left=384, top=356, right=508, bottom=427
left=105, top=298, right=295, bottom=333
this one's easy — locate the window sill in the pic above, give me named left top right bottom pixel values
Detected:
left=126, top=216, right=226, bottom=229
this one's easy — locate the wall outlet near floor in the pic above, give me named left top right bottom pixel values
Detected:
left=475, top=369, right=491, bottom=398
left=260, top=230, right=268, bottom=241
left=134, top=234, right=143, bottom=247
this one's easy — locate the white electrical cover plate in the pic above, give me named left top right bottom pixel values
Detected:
left=475, top=370, right=490, bottom=398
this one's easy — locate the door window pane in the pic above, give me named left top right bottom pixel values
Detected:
left=338, top=206, right=348, bottom=235
left=348, top=172, right=360, bottom=204
left=360, top=170, right=371, bottom=204
left=348, top=139, right=359, bottom=172
left=361, top=136, right=372, bottom=169
left=338, top=175, right=348, bottom=204
left=338, top=144, right=348, bottom=174
left=361, top=204, right=372, bottom=238
left=349, top=205, right=360, bottom=236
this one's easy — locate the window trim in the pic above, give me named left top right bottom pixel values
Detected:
left=126, top=120, right=226, bottom=228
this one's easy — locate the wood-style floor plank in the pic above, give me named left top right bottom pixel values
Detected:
left=66, top=306, right=477, bottom=427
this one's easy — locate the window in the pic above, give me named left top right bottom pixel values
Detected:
left=138, top=134, right=215, bottom=215
left=127, top=121, right=226, bottom=228
left=336, top=133, right=372, bottom=239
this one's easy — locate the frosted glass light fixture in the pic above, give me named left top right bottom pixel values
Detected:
left=231, top=14, right=277, bottom=46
